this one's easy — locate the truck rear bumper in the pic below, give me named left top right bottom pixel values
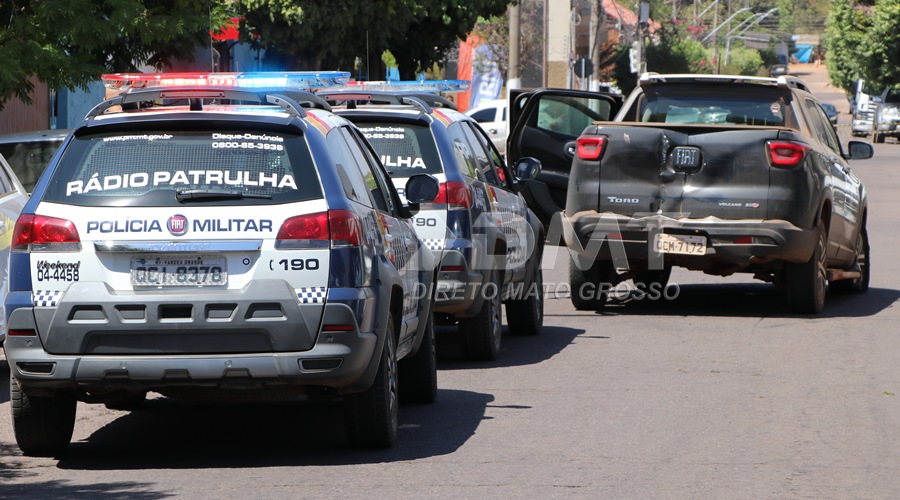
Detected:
left=563, top=211, right=817, bottom=267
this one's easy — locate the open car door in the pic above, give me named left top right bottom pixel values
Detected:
left=507, top=89, right=622, bottom=233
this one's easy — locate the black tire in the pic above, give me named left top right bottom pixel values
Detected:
left=11, top=377, right=76, bottom=457
left=344, top=322, right=399, bottom=448
left=399, top=313, right=437, bottom=404
left=787, top=224, right=828, bottom=314
left=831, top=223, right=870, bottom=294
left=506, top=263, right=544, bottom=336
left=633, top=265, right=673, bottom=291
left=568, top=255, right=613, bottom=311
left=874, top=132, right=885, bottom=143
left=459, top=270, right=502, bottom=361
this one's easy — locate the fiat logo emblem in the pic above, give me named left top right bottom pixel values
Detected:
left=168, top=215, right=188, bottom=236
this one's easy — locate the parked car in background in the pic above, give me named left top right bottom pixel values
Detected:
left=0, top=153, right=30, bottom=344
left=768, top=63, right=788, bottom=78
left=873, top=87, right=900, bottom=143
left=821, top=103, right=838, bottom=125
left=850, top=79, right=874, bottom=137
left=0, top=129, right=70, bottom=193
left=465, top=98, right=508, bottom=157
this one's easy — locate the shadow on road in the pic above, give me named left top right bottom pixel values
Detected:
left=51, top=388, right=492, bottom=471
left=600, top=283, right=899, bottom=319
left=435, top=325, right=584, bottom=370
left=1, top=360, right=9, bottom=405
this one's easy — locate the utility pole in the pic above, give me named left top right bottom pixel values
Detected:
left=508, top=2, right=521, bottom=91
left=712, top=2, right=719, bottom=74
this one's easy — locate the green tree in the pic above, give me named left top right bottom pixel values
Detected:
left=0, top=0, right=225, bottom=109
left=823, top=0, right=872, bottom=94
left=240, top=0, right=511, bottom=80
left=867, top=0, right=900, bottom=90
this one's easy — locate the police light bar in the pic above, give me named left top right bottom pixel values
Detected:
left=345, top=80, right=470, bottom=93
left=101, top=71, right=351, bottom=91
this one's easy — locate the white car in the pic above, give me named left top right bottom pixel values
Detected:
left=465, top=99, right=508, bottom=156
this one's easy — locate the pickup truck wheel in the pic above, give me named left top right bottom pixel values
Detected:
left=633, top=265, right=673, bottom=292
left=459, top=270, right=502, bottom=361
left=787, top=224, right=827, bottom=314
left=506, top=263, right=544, bottom=336
left=874, top=132, right=885, bottom=143
left=345, top=322, right=398, bottom=448
left=11, top=377, right=76, bottom=457
left=831, top=224, right=870, bottom=294
left=569, top=256, right=613, bottom=311
left=399, top=312, right=437, bottom=404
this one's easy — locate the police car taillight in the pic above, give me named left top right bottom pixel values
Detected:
left=12, top=214, right=82, bottom=252
left=276, top=210, right=362, bottom=249
left=433, top=181, right=473, bottom=209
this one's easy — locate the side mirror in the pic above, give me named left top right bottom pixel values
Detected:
left=404, top=174, right=440, bottom=203
left=846, top=140, right=874, bottom=160
left=513, top=157, right=542, bottom=181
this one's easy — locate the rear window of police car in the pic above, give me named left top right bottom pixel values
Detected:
left=356, top=123, right=442, bottom=177
left=41, top=128, right=323, bottom=207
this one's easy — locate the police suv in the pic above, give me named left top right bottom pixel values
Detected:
left=320, top=83, right=545, bottom=361
left=4, top=72, right=439, bottom=455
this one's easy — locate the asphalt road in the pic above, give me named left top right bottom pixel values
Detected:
left=3, top=65, right=900, bottom=499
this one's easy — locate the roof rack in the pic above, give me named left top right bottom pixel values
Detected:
left=85, top=87, right=331, bottom=119
left=344, top=79, right=470, bottom=93
left=316, top=89, right=435, bottom=114
left=638, top=72, right=811, bottom=93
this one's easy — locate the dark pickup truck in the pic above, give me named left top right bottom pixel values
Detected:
left=509, top=73, right=874, bottom=314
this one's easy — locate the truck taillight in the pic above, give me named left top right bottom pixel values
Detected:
left=433, top=181, right=473, bottom=209
left=276, top=210, right=362, bottom=249
left=577, top=136, right=607, bottom=160
left=767, top=141, right=808, bottom=168
left=12, top=214, right=81, bottom=252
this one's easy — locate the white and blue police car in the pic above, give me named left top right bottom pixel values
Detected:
left=5, top=72, right=439, bottom=455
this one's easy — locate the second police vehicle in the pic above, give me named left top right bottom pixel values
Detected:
left=319, top=82, right=546, bottom=362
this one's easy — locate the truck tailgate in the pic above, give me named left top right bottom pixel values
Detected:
left=594, top=124, right=787, bottom=219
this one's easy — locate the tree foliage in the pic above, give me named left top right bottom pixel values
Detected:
left=0, top=0, right=224, bottom=109
left=239, top=0, right=511, bottom=80
left=824, top=0, right=900, bottom=94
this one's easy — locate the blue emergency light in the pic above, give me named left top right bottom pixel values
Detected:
left=101, top=71, right=351, bottom=91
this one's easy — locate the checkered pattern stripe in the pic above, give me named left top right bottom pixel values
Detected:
left=33, top=290, right=63, bottom=307
left=421, top=238, right=444, bottom=251
left=297, top=287, right=327, bottom=304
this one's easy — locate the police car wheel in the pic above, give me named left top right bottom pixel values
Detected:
left=460, top=270, right=502, bottom=361
left=11, top=377, right=76, bottom=457
left=506, top=263, right=544, bottom=336
left=399, top=311, right=437, bottom=404
left=344, top=320, right=399, bottom=448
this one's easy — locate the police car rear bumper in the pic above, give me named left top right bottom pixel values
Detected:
left=432, top=248, right=485, bottom=317
left=4, top=284, right=381, bottom=395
